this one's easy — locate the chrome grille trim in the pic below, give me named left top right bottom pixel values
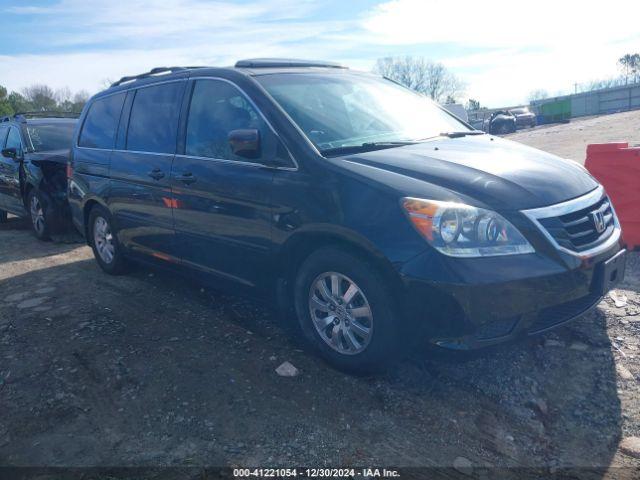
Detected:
left=522, top=186, right=621, bottom=257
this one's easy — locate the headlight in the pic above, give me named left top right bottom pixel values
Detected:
left=401, top=198, right=534, bottom=257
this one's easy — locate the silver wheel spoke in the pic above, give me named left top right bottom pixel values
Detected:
left=349, top=320, right=370, bottom=338
left=317, top=280, right=333, bottom=302
left=342, top=282, right=358, bottom=304
left=308, top=271, right=374, bottom=356
left=330, top=274, right=340, bottom=297
left=344, top=328, right=361, bottom=351
left=310, top=295, right=330, bottom=312
left=315, top=314, right=335, bottom=330
left=331, top=324, right=342, bottom=348
left=349, top=305, right=372, bottom=319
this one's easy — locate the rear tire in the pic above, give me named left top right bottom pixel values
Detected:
left=88, top=205, right=129, bottom=275
left=27, top=189, right=53, bottom=241
left=293, top=247, right=403, bottom=373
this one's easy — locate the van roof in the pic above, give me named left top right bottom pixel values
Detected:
left=108, top=59, right=350, bottom=89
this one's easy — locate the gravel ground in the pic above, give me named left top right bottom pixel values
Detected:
left=1, top=216, right=639, bottom=478
left=506, top=110, right=640, bottom=164
left=2, top=113, right=640, bottom=478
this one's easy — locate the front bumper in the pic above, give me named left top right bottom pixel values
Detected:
left=399, top=238, right=625, bottom=350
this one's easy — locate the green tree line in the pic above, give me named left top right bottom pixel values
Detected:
left=0, top=84, right=90, bottom=117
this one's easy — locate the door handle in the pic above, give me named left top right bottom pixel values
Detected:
left=148, top=168, right=165, bottom=180
left=178, top=172, right=197, bottom=185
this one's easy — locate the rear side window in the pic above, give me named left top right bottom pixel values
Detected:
left=27, top=122, right=76, bottom=152
left=79, top=93, right=125, bottom=149
left=126, top=82, right=183, bottom=154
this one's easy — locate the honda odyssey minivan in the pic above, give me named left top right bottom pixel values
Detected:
left=68, top=59, right=626, bottom=372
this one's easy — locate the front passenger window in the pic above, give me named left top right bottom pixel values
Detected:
left=185, top=80, right=288, bottom=165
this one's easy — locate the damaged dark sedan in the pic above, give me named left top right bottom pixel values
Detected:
left=0, top=113, right=77, bottom=240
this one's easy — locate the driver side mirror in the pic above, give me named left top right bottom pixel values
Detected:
left=228, top=129, right=260, bottom=160
left=1, top=147, right=20, bottom=161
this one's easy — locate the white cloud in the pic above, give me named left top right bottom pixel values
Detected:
left=0, top=0, right=355, bottom=94
left=2, top=0, right=639, bottom=106
left=360, top=0, right=640, bottom=106
left=362, top=0, right=639, bottom=48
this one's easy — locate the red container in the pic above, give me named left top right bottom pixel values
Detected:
left=585, top=142, right=640, bottom=250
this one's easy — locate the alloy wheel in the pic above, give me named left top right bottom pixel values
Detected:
left=308, top=272, right=373, bottom=355
left=93, top=216, right=115, bottom=264
left=30, top=195, right=45, bottom=235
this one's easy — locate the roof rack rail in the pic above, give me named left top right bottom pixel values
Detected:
left=17, top=111, right=80, bottom=118
left=234, top=58, right=347, bottom=69
left=111, top=66, right=204, bottom=87
left=1, top=111, right=80, bottom=123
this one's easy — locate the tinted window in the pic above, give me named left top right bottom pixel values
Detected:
left=185, top=80, right=287, bottom=164
left=126, top=82, right=183, bottom=154
left=79, top=93, right=125, bottom=149
left=257, top=73, right=467, bottom=152
left=27, top=122, right=76, bottom=152
left=6, top=127, right=23, bottom=156
left=0, top=126, right=8, bottom=147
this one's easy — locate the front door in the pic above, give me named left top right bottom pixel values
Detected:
left=171, top=78, right=292, bottom=288
left=0, top=126, right=26, bottom=214
left=108, top=80, right=186, bottom=260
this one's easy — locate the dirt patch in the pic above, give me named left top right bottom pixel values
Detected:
left=506, top=110, right=640, bottom=163
left=1, top=215, right=639, bottom=476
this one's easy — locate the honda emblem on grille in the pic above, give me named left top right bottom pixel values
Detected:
left=592, top=211, right=606, bottom=233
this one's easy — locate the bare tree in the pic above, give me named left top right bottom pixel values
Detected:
left=21, top=84, right=57, bottom=111
left=373, top=56, right=465, bottom=103
left=618, top=53, right=640, bottom=84
left=466, top=98, right=481, bottom=111
left=55, top=86, right=72, bottom=104
left=528, top=89, right=549, bottom=102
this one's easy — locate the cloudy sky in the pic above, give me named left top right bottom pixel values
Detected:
left=1, top=0, right=639, bottom=107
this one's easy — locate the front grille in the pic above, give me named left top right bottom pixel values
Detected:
left=537, top=196, right=615, bottom=252
left=528, top=292, right=601, bottom=334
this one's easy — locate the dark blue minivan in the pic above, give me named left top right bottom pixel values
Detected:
left=68, top=59, right=626, bottom=372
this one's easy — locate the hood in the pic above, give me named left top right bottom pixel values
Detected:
left=337, top=135, right=597, bottom=210
left=27, top=149, right=70, bottom=164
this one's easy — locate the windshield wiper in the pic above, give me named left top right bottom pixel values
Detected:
left=439, top=130, right=485, bottom=138
left=320, top=141, right=417, bottom=157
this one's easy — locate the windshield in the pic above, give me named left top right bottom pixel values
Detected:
left=26, top=122, right=76, bottom=152
left=256, top=73, right=469, bottom=154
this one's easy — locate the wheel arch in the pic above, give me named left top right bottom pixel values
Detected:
left=274, top=227, right=405, bottom=311
left=82, top=197, right=109, bottom=240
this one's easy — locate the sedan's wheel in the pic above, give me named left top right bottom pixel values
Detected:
left=294, top=247, right=403, bottom=373
left=498, top=123, right=510, bottom=134
left=27, top=190, right=51, bottom=240
left=31, top=195, right=45, bottom=234
left=88, top=205, right=128, bottom=275
left=309, top=272, right=373, bottom=355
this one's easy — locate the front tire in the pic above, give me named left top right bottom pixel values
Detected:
left=88, top=205, right=129, bottom=275
left=294, top=247, right=403, bottom=373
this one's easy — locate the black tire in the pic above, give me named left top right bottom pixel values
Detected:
left=0, top=209, right=7, bottom=223
left=88, top=205, right=129, bottom=275
left=293, top=247, right=403, bottom=373
left=27, top=189, right=54, bottom=241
